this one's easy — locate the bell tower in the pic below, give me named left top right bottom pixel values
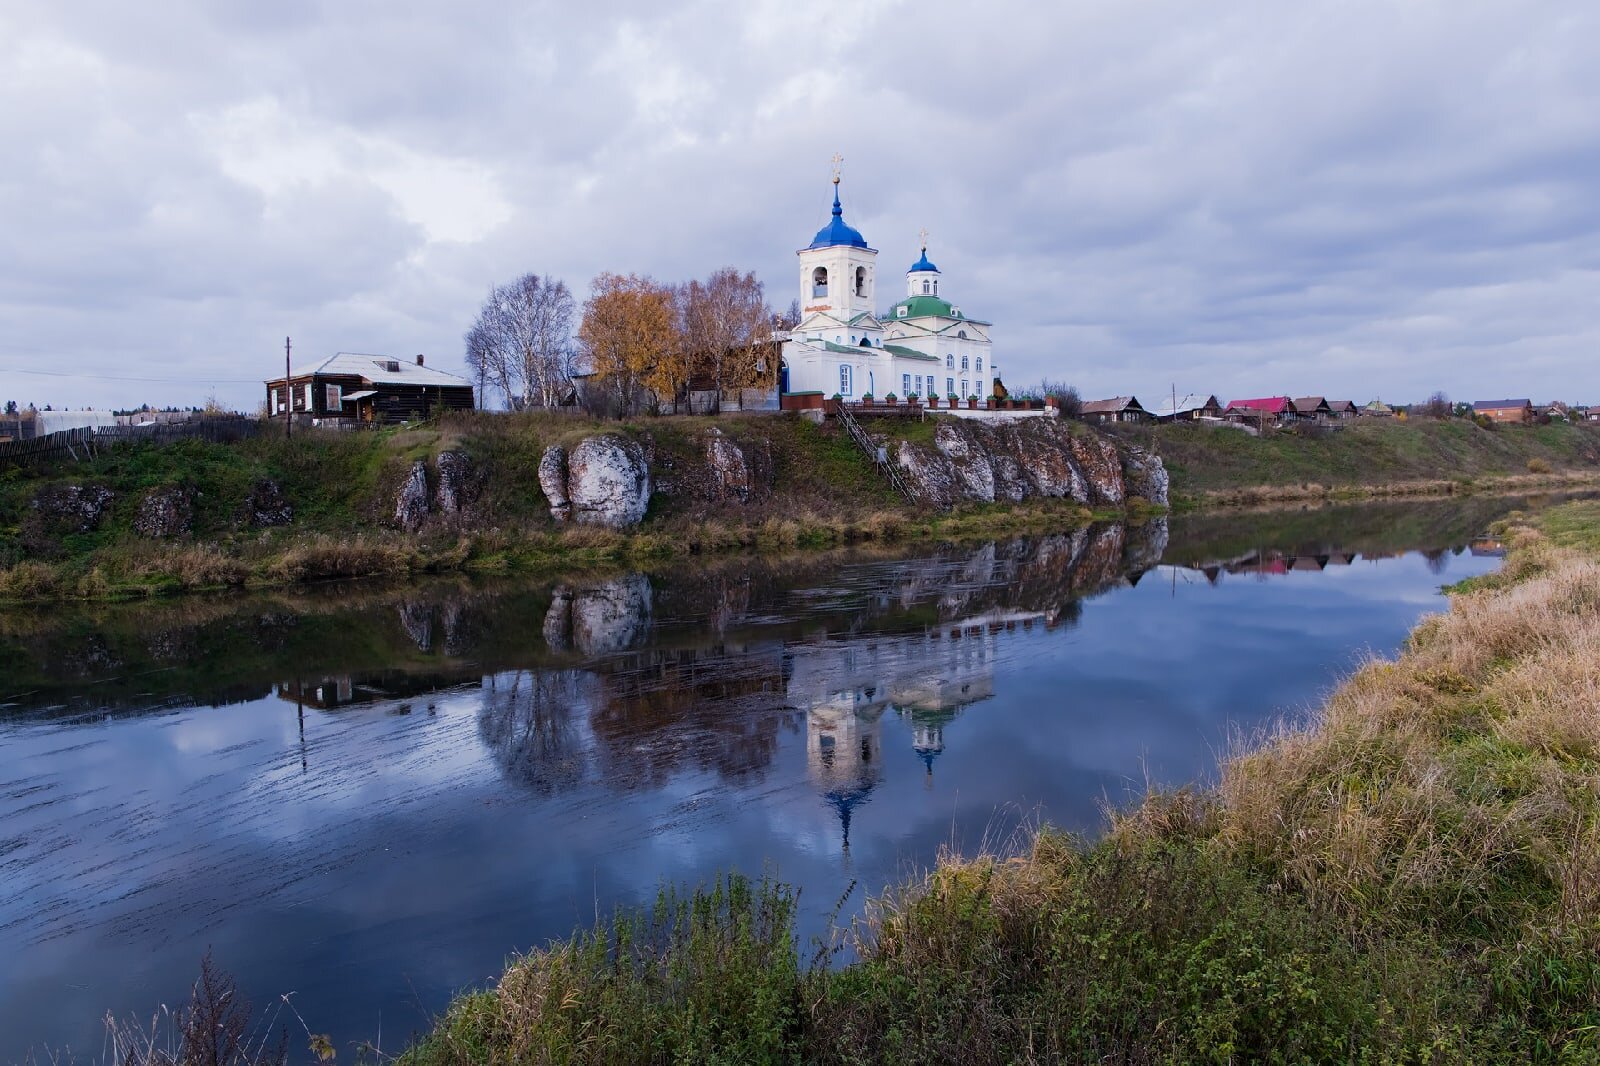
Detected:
left=796, top=156, right=877, bottom=323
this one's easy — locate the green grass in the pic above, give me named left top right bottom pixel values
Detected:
left=1117, top=418, right=1600, bottom=502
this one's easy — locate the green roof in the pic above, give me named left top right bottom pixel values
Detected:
left=882, top=344, right=938, bottom=362
left=885, top=296, right=992, bottom=326
left=821, top=340, right=878, bottom=355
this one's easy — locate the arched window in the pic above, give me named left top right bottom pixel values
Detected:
left=945, top=354, right=953, bottom=369
left=975, top=357, right=982, bottom=373
left=922, top=279, right=930, bottom=294
left=855, top=267, right=867, bottom=297
left=859, top=337, right=872, bottom=347
left=958, top=330, right=967, bottom=339
left=933, top=280, right=939, bottom=295
left=812, top=267, right=828, bottom=298
left=961, top=355, right=969, bottom=371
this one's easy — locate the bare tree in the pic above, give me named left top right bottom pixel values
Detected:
left=464, top=273, right=577, bottom=410
left=1421, top=390, right=1452, bottom=419
left=677, top=268, right=775, bottom=408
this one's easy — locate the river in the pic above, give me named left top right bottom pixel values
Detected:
left=0, top=495, right=1559, bottom=1057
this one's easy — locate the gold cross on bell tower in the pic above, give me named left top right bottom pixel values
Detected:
left=830, top=152, right=844, bottom=184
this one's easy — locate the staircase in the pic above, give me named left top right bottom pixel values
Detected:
left=834, top=404, right=917, bottom=503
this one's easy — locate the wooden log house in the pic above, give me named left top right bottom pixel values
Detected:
left=265, top=352, right=474, bottom=425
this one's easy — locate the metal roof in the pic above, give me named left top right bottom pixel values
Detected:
left=1472, top=399, right=1533, bottom=410
left=1081, top=396, right=1144, bottom=414
left=270, top=352, right=471, bottom=388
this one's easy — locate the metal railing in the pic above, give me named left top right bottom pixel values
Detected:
left=834, top=404, right=916, bottom=503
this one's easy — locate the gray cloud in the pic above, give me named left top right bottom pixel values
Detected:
left=1, top=0, right=1597, bottom=411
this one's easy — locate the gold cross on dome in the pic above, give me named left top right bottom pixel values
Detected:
left=918, top=226, right=930, bottom=250
left=830, top=152, right=844, bottom=183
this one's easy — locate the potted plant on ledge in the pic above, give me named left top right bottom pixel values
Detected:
left=884, top=392, right=898, bottom=406
left=948, top=392, right=960, bottom=408
left=860, top=391, right=874, bottom=406
left=967, top=394, right=979, bottom=409
left=907, top=391, right=920, bottom=406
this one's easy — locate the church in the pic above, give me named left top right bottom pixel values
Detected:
left=781, top=169, right=996, bottom=404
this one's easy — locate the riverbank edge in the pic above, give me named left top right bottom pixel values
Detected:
left=399, top=501, right=1600, bottom=1063
left=1171, top=467, right=1600, bottom=510
left=0, top=496, right=1157, bottom=606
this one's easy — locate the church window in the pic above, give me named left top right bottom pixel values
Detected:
left=975, top=357, right=982, bottom=373
left=946, top=377, right=955, bottom=397
left=933, top=280, right=939, bottom=295
left=945, top=354, right=953, bottom=369
left=961, top=379, right=969, bottom=397
left=859, top=337, right=871, bottom=347
left=855, top=267, right=867, bottom=297
left=958, top=330, right=967, bottom=339
left=961, top=355, right=969, bottom=370
left=839, top=365, right=853, bottom=396
left=922, top=279, right=930, bottom=294
left=902, top=373, right=911, bottom=394
left=896, top=307, right=907, bottom=318
left=812, top=267, right=828, bottom=298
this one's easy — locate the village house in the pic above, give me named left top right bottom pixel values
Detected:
left=1361, top=399, right=1395, bottom=417
left=1080, top=396, right=1148, bottom=424
left=1291, top=397, right=1333, bottom=422
left=1472, top=398, right=1534, bottom=424
left=1327, top=400, right=1357, bottom=420
left=265, top=353, right=474, bottom=425
left=1225, top=396, right=1295, bottom=426
left=1151, top=394, right=1222, bottom=422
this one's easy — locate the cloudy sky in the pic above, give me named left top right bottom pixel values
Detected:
left=2, top=0, right=1597, bottom=412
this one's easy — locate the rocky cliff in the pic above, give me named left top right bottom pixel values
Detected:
left=890, top=418, right=1167, bottom=510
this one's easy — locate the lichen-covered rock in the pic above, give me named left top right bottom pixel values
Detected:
left=1122, top=446, right=1169, bottom=507
left=434, top=450, right=473, bottom=515
left=704, top=431, right=753, bottom=503
left=133, top=486, right=192, bottom=539
left=245, top=479, right=293, bottom=527
left=567, top=434, right=651, bottom=529
left=1069, top=434, right=1125, bottom=506
left=394, top=460, right=430, bottom=532
left=31, top=484, right=115, bottom=533
left=538, top=445, right=571, bottom=523
left=934, top=422, right=997, bottom=502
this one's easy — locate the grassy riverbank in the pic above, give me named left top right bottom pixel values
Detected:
left=402, top=501, right=1600, bottom=1063
left=0, top=412, right=1104, bottom=603
left=1109, top=417, right=1600, bottom=505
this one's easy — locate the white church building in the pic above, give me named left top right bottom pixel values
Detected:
left=781, top=173, right=996, bottom=404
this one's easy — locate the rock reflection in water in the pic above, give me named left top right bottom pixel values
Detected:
left=543, top=574, right=654, bottom=655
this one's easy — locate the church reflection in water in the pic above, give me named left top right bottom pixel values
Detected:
left=798, top=613, right=1014, bottom=850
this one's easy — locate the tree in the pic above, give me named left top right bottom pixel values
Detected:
left=3, top=400, right=15, bottom=415
left=677, top=268, right=775, bottom=406
left=1421, top=391, right=1452, bottom=419
left=579, top=273, right=681, bottom=417
left=464, top=273, right=577, bottom=410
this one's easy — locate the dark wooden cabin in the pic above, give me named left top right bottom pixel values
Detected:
left=265, top=352, right=474, bottom=425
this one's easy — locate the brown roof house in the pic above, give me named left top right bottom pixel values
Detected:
left=1080, top=396, right=1148, bottom=424
left=1291, top=397, right=1333, bottom=421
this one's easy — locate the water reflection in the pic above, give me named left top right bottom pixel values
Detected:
left=0, top=493, right=1587, bottom=1058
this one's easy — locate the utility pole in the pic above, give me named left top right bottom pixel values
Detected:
left=284, top=336, right=292, bottom=439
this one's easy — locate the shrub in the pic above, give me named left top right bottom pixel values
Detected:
left=1528, top=457, right=1553, bottom=474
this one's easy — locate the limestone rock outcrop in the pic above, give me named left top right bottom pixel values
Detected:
left=133, top=486, right=193, bottom=539
left=540, top=434, right=652, bottom=529
left=394, top=460, right=431, bottom=533
left=704, top=430, right=753, bottom=503
left=434, top=450, right=473, bottom=515
left=31, top=484, right=115, bottom=533
left=245, top=480, right=293, bottom=527
left=890, top=419, right=1167, bottom=510
left=538, top=446, right=571, bottom=523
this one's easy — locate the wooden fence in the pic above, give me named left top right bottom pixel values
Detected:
left=0, top=418, right=264, bottom=466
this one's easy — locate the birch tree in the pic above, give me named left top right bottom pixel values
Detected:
left=677, top=268, right=775, bottom=406
left=464, top=273, right=577, bottom=409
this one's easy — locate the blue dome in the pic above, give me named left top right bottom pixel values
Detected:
left=909, top=249, right=940, bottom=273
left=809, top=187, right=870, bottom=249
